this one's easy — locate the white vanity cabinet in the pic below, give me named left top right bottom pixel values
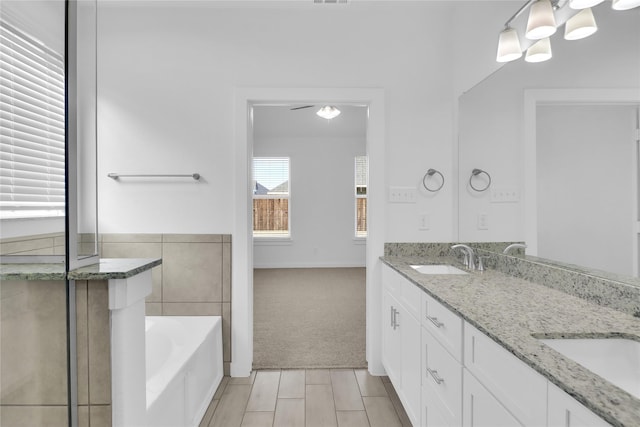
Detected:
left=547, top=382, right=611, bottom=427
left=462, top=369, right=521, bottom=427
left=381, top=265, right=422, bottom=426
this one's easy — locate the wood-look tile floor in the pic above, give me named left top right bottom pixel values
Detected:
left=199, top=369, right=411, bottom=427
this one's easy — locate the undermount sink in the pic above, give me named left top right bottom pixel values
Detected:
left=410, top=264, right=468, bottom=275
left=539, top=337, right=640, bottom=399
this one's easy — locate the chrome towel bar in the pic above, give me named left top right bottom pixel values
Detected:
left=108, top=173, right=201, bottom=181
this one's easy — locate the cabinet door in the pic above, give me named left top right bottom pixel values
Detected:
left=548, top=382, right=611, bottom=427
left=423, top=383, right=452, bottom=427
left=463, top=369, right=523, bottom=427
left=422, top=328, right=462, bottom=426
left=382, top=290, right=402, bottom=387
left=400, top=305, right=421, bottom=426
left=464, top=322, right=546, bottom=426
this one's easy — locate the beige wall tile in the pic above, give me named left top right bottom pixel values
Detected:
left=222, top=234, right=232, bottom=243
left=78, top=405, right=89, bottom=427
left=145, top=303, right=162, bottom=316
left=0, top=280, right=68, bottom=405
left=223, top=242, right=231, bottom=302
left=88, top=281, right=111, bottom=405
left=223, top=302, right=231, bottom=362
left=163, top=234, right=223, bottom=243
left=101, top=242, right=162, bottom=302
left=76, top=281, right=89, bottom=405
left=224, top=362, right=231, bottom=377
left=162, top=302, right=222, bottom=316
left=101, top=234, right=162, bottom=243
left=89, top=405, right=112, bottom=427
left=0, top=405, right=68, bottom=426
left=162, top=242, right=222, bottom=302
left=0, top=237, right=54, bottom=255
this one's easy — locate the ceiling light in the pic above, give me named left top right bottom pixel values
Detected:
left=316, top=105, right=341, bottom=120
left=564, top=8, right=598, bottom=40
left=612, top=0, right=640, bottom=10
left=569, top=0, right=605, bottom=9
left=496, top=27, right=523, bottom=62
left=526, top=0, right=557, bottom=40
left=525, top=37, right=553, bottom=62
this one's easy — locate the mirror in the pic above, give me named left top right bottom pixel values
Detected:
left=0, top=0, right=99, bottom=267
left=458, top=4, right=640, bottom=280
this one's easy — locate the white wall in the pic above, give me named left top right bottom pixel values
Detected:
left=96, top=1, right=457, bottom=241
left=253, top=136, right=366, bottom=268
left=458, top=4, right=640, bottom=242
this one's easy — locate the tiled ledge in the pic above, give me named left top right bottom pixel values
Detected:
left=0, top=258, right=161, bottom=281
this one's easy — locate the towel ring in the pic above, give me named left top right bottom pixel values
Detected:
left=469, top=168, right=491, bottom=192
left=423, top=168, right=444, bottom=192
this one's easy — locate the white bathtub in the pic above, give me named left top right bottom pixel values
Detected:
left=145, top=316, right=223, bottom=427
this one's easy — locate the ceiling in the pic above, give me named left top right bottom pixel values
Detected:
left=252, top=105, right=368, bottom=139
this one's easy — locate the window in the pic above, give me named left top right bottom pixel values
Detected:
left=355, top=156, right=368, bottom=238
left=0, top=21, right=65, bottom=219
left=253, top=157, right=290, bottom=237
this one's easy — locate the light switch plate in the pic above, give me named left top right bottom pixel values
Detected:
left=389, top=186, right=418, bottom=203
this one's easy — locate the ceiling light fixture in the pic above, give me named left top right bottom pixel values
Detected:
left=569, top=0, right=605, bottom=9
left=564, top=7, right=598, bottom=39
left=497, top=27, right=523, bottom=62
left=611, top=0, right=640, bottom=10
left=526, top=0, right=558, bottom=39
left=316, top=105, right=341, bottom=120
left=525, top=37, right=553, bottom=62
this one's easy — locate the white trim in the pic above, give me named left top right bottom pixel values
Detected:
left=253, top=262, right=367, bottom=269
left=523, top=88, right=640, bottom=260
left=233, top=87, right=385, bottom=377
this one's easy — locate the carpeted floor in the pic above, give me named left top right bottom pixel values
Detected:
left=253, top=267, right=367, bottom=370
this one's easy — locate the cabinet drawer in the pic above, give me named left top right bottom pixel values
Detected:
left=422, top=327, right=462, bottom=426
left=464, top=322, right=547, bottom=427
left=382, top=264, right=402, bottom=300
left=422, top=292, right=463, bottom=361
left=463, top=368, right=522, bottom=427
left=548, top=382, right=610, bottom=427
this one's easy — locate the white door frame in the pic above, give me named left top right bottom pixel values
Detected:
left=524, top=88, right=640, bottom=276
left=232, top=88, right=386, bottom=376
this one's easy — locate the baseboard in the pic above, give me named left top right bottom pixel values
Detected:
left=253, top=262, right=366, bottom=269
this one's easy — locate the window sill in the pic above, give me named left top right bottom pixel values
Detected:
left=253, top=237, right=293, bottom=246
left=353, top=237, right=367, bottom=245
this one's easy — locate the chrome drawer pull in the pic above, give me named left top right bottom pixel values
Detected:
left=427, top=368, right=445, bottom=385
left=393, top=309, right=400, bottom=329
left=426, top=315, right=444, bottom=328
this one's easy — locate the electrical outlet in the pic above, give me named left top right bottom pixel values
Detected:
left=389, top=186, right=418, bottom=203
left=491, top=188, right=520, bottom=203
left=419, top=213, right=430, bottom=230
left=477, top=213, right=489, bottom=230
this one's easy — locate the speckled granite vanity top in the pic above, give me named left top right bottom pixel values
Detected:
left=382, top=256, right=640, bottom=427
left=0, top=258, right=161, bottom=281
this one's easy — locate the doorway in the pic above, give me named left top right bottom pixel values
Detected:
left=232, top=88, right=386, bottom=377
left=251, top=104, right=368, bottom=368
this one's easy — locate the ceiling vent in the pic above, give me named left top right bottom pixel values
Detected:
left=313, top=0, right=348, bottom=4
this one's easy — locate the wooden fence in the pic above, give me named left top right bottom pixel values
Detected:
left=357, top=197, right=367, bottom=236
left=253, top=198, right=289, bottom=232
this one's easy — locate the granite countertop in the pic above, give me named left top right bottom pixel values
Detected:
left=0, top=258, right=161, bottom=281
left=381, top=255, right=640, bottom=427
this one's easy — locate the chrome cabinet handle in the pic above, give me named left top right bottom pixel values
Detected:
left=427, top=367, right=444, bottom=385
left=393, top=308, right=400, bottom=330
left=390, top=306, right=394, bottom=327
left=426, top=315, right=444, bottom=328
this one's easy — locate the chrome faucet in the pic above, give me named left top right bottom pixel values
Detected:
left=503, top=243, right=527, bottom=255
left=451, top=244, right=476, bottom=270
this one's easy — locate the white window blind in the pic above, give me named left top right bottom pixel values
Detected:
left=0, top=20, right=65, bottom=219
left=253, top=157, right=290, bottom=195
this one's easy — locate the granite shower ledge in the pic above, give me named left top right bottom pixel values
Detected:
left=0, top=258, right=161, bottom=281
left=381, top=256, right=640, bottom=427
